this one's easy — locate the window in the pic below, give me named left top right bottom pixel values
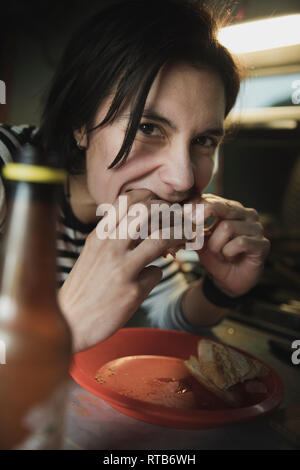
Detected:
left=234, top=73, right=300, bottom=109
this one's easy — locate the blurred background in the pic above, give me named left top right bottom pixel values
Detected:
left=0, top=0, right=300, bottom=338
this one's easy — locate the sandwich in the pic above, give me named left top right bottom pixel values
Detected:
left=184, top=339, right=268, bottom=407
left=163, top=219, right=218, bottom=258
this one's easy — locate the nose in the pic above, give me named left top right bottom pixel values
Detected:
left=158, top=144, right=194, bottom=195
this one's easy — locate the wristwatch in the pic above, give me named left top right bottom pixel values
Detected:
left=202, top=273, right=249, bottom=309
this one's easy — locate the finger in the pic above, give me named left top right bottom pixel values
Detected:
left=136, top=265, right=163, bottom=299
left=203, top=200, right=250, bottom=222
left=207, top=220, right=264, bottom=255
left=222, top=236, right=271, bottom=260
left=105, top=197, right=186, bottom=250
left=184, top=199, right=247, bottom=233
left=199, top=195, right=259, bottom=223
left=118, top=188, right=158, bottom=223
left=96, top=188, right=156, bottom=233
left=129, top=228, right=189, bottom=274
left=120, top=198, right=184, bottom=250
left=201, top=194, right=244, bottom=208
left=95, top=189, right=158, bottom=249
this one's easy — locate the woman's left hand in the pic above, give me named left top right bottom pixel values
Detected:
left=189, top=193, right=271, bottom=297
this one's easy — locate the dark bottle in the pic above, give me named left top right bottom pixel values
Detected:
left=0, top=144, right=72, bottom=449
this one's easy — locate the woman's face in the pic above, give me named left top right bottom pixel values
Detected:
left=82, top=63, right=226, bottom=206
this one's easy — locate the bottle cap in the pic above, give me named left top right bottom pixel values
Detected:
left=2, top=163, right=66, bottom=183
left=3, top=143, right=66, bottom=183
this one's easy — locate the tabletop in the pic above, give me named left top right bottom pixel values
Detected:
left=63, top=317, right=300, bottom=450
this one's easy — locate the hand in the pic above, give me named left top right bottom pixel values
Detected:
left=58, top=189, right=185, bottom=352
left=189, top=194, right=270, bottom=297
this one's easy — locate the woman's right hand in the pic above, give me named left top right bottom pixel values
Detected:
left=58, top=189, right=184, bottom=352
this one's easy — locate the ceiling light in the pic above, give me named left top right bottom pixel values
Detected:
left=218, top=14, right=300, bottom=54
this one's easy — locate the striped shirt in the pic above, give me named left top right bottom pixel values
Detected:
left=0, top=123, right=213, bottom=335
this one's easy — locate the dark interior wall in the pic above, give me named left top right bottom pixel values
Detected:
left=1, top=0, right=300, bottom=125
left=235, top=0, right=300, bottom=21
left=220, top=128, right=300, bottom=230
left=0, top=0, right=109, bottom=125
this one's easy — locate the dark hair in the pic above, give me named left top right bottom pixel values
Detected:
left=35, top=0, right=241, bottom=174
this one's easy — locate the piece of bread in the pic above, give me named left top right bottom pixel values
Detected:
left=184, top=339, right=268, bottom=407
left=184, top=355, right=239, bottom=407
left=163, top=221, right=213, bottom=258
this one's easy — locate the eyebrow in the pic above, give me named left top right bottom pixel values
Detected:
left=142, top=108, right=225, bottom=137
left=142, top=109, right=178, bottom=131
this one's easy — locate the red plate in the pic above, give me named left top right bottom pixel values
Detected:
left=70, top=328, right=284, bottom=429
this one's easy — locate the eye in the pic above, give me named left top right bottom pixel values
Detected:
left=192, top=135, right=217, bottom=148
left=138, top=122, right=163, bottom=137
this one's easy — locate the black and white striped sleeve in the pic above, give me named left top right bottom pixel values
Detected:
left=0, top=124, right=37, bottom=231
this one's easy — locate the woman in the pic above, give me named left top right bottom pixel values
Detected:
left=0, top=0, right=270, bottom=352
